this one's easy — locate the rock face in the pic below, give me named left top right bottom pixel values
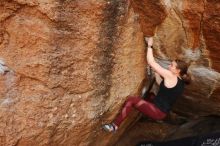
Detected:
left=0, top=0, right=145, bottom=146
left=166, top=116, right=220, bottom=140
left=117, top=116, right=220, bottom=146
left=0, top=0, right=220, bottom=146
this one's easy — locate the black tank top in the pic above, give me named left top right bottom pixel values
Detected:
left=153, top=77, right=185, bottom=113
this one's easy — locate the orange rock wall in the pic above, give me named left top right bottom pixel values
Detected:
left=0, top=0, right=220, bottom=146
left=0, top=0, right=145, bottom=146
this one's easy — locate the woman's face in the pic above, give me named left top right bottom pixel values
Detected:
left=168, top=61, right=179, bottom=74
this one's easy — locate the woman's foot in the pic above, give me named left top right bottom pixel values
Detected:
left=102, top=123, right=118, bottom=132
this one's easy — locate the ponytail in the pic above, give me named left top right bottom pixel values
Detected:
left=182, top=73, right=191, bottom=85
left=175, top=59, right=191, bottom=85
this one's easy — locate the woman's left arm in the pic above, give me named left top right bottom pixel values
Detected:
left=146, top=37, right=172, bottom=79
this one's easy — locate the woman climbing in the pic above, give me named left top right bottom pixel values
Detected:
left=103, top=37, right=191, bottom=132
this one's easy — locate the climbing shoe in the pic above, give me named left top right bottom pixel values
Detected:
left=102, top=123, right=117, bottom=132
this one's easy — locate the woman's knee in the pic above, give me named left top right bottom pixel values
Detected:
left=125, top=96, right=141, bottom=106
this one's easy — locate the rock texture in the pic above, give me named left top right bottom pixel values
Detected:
left=116, top=119, right=178, bottom=146
left=116, top=116, right=220, bottom=146
left=0, top=0, right=145, bottom=146
left=166, top=116, right=220, bottom=140
left=131, top=0, right=167, bottom=36
left=0, top=0, right=220, bottom=146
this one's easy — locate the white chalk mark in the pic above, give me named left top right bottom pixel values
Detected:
left=0, top=58, right=9, bottom=75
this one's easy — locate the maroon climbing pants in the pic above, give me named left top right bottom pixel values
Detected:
left=113, top=93, right=167, bottom=127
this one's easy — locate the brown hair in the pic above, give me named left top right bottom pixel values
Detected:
left=175, top=59, right=191, bottom=85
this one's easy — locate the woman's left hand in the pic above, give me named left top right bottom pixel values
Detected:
left=148, top=37, right=153, bottom=47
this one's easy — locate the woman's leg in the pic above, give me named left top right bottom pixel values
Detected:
left=134, top=98, right=166, bottom=120
left=113, top=96, right=141, bottom=127
left=103, top=96, right=140, bottom=132
left=113, top=95, right=166, bottom=127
